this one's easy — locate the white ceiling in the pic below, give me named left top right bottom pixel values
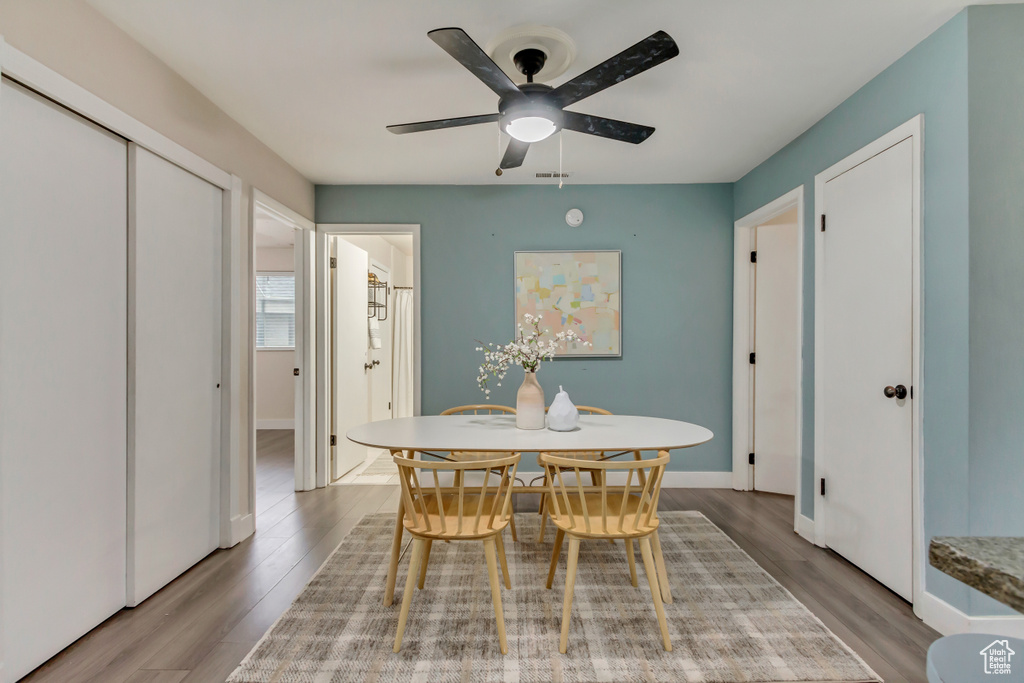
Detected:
left=89, top=0, right=1000, bottom=185
left=253, top=205, right=295, bottom=249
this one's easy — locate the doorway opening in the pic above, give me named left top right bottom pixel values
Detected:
left=314, top=225, right=421, bottom=487
left=250, top=192, right=316, bottom=528
left=732, top=187, right=805, bottom=528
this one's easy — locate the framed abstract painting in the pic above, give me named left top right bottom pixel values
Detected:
left=514, top=250, right=621, bottom=357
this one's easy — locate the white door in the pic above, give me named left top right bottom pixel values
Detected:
left=821, top=137, right=914, bottom=600
left=332, top=238, right=369, bottom=479
left=369, top=262, right=393, bottom=422
left=752, top=220, right=800, bottom=495
left=128, top=144, right=223, bottom=606
left=1, top=79, right=128, bottom=682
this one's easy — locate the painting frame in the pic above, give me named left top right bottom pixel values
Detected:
left=513, top=249, right=622, bottom=358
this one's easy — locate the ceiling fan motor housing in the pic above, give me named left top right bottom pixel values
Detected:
left=499, top=82, right=563, bottom=136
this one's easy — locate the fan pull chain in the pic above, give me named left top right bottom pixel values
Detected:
left=558, top=132, right=563, bottom=189
left=495, top=126, right=502, bottom=176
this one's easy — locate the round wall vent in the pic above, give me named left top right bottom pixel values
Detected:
left=485, top=24, right=576, bottom=85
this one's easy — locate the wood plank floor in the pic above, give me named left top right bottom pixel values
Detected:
left=20, top=432, right=937, bottom=682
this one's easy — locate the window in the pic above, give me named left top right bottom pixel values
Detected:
left=256, top=273, right=295, bottom=349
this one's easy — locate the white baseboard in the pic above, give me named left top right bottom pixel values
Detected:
left=223, top=513, right=254, bottom=548
left=796, top=513, right=815, bottom=544
left=256, top=419, right=294, bottom=430
left=918, top=590, right=1024, bottom=638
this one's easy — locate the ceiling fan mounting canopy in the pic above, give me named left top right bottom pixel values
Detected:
left=513, top=48, right=548, bottom=81
left=386, top=26, right=679, bottom=170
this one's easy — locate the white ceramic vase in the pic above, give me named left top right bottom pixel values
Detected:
left=516, top=370, right=545, bottom=430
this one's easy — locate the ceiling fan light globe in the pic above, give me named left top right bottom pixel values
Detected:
left=504, top=116, right=557, bottom=143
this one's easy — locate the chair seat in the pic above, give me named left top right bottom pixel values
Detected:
left=404, top=493, right=510, bottom=539
left=547, top=492, right=659, bottom=538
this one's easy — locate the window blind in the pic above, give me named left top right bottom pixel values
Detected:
left=255, top=273, right=295, bottom=348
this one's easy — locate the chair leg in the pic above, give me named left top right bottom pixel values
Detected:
left=559, top=537, right=581, bottom=654
left=651, top=530, right=672, bottom=604
left=483, top=537, right=509, bottom=654
left=508, top=509, right=518, bottom=541
left=384, top=497, right=406, bottom=606
left=495, top=532, right=512, bottom=589
left=546, top=528, right=565, bottom=589
left=639, top=536, right=672, bottom=652
left=626, top=538, right=638, bottom=587
left=393, top=537, right=425, bottom=652
left=417, top=539, right=432, bottom=590
left=538, top=499, right=548, bottom=542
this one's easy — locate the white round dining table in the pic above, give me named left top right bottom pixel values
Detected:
left=347, top=414, right=713, bottom=607
left=347, top=414, right=714, bottom=454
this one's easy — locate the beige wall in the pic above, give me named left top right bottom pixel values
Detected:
left=255, top=247, right=296, bottom=426
left=0, top=0, right=314, bottom=218
left=0, top=0, right=315, bottom=521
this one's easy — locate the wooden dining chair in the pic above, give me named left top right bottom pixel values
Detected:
left=392, top=452, right=520, bottom=654
left=440, top=404, right=520, bottom=540
left=540, top=450, right=673, bottom=653
left=537, top=406, right=612, bottom=543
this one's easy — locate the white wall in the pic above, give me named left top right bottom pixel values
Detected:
left=256, top=247, right=295, bottom=428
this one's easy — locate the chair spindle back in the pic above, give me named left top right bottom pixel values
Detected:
left=394, top=453, right=520, bottom=538
left=539, top=450, right=670, bottom=537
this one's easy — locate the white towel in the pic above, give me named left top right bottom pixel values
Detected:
left=368, top=317, right=382, bottom=349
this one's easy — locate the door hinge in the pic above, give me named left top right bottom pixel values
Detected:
left=748, top=452, right=755, bottom=465
left=330, top=257, right=337, bottom=268
left=910, top=385, right=914, bottom=399
left=820, top=477, right=826, bottom=496
left=749, top=352, right=756, bottom=365
left=750, top=250, right=757, bottom=263
left=389, top=401, right=392, bottom=410
left=330, top=435, right=336, bottom=446
left=820, top=214, right=827, bottom=232
left=293, top=368, right=300, bottom=376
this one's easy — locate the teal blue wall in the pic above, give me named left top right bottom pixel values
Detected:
left=733, top=13, right=972, bottom=611
left=317, top=184, right=735, bottom=473
left=967, top=5, right=1024, bottom=616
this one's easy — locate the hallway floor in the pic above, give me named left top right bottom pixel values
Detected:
left=19, top=432, right=936, bottom=682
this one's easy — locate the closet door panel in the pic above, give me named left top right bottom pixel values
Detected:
left=128, top=144, right=222, bottom=605
left=0, top=79, right=128, bottom=682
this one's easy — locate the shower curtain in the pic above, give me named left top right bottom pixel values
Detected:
left=392, top=289, right=414, bottom=418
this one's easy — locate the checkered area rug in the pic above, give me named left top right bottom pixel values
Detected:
left=228, top=512, right=881, bottom=682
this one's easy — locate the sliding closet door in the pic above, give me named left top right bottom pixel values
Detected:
left=0, top=79, right=128, bottom=682
left=128, top=144, right=223, bottom=606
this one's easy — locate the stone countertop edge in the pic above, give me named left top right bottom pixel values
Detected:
left=929, top=536, right=1024, bottom=614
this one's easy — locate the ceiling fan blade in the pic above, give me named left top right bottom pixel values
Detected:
left=500, top=139, right=530, bottom=169
left=561, top=111, right=655, bottom=144
left=387, top=113, right=499, bottom=135
left=547, top=30, right=679, bottom=108
left=428, top=28, right=525, bottom=102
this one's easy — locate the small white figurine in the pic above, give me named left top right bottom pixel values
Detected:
left=547, top=385, right=579, bottom=432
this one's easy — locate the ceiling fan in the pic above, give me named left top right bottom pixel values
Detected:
left=387, top=27, right=679, bottom=171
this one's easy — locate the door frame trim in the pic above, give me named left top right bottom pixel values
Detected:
left=250, top=190, right=317, bottom=498
left=732, top=186, right=805, bottom=522
left=813, top=114, right=923, bottom=609
left=314, top=224, right=421, bottom=489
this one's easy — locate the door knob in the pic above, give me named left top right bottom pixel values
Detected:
left=884, top=385, right=908, bottom=399
left=372, top=360, right=380, bottom=367
left=364, top=362, right=373, bottom=371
